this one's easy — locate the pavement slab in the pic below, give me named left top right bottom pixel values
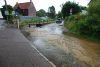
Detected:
left=0, top=27, right=55, bottom=67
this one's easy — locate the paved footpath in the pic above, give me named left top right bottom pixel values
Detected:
left=0, top=20, right=55, bottom=67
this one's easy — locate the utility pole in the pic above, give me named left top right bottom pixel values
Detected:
left=30, top=0, right=32, bottom=2
left=4, top=0, right=7, bottom=10
left=4, top=0, right=9, bottom=22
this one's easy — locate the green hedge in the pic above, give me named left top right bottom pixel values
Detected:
left=64, top=14, right=100, bottom=40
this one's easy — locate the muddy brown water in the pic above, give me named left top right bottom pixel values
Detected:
left=24, top=23, right=100, bottom=67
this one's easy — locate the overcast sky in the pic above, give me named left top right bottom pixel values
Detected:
left=0, top=0, right=90, bottom=13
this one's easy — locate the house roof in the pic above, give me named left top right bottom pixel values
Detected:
left=14, top=2, right=32, bottom=9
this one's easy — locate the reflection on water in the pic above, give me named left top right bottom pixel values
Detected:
left=25, top=23, right=100, bottom=67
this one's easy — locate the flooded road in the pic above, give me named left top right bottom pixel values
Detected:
left=25, top=23, right=100, bottom=67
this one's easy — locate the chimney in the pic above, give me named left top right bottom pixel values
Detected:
left=16, top=2, right=18, bottom=4
left=30, top=0, right=32, bottom=2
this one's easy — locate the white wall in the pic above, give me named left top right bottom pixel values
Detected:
left=0, top=11, right=3, bottom=18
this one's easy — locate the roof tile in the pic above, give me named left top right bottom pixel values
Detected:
left=15, top=2, right=31, bottom=9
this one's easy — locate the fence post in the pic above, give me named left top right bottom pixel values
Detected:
left=17, top=19, right=19, bottom=29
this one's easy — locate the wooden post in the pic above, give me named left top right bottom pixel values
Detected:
left=17, top=19, right=19, bottom=29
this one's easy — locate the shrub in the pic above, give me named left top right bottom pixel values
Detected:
left=65, top=14, right=100, bottom=39
left=78, top=15, right=100, bottom=39
left=67, top=15, right=75, bottom=21
left=7, top=15, right=15, bottom=24
left=64, top=15, right=81, bottom=33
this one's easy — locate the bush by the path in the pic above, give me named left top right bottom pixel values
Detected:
left=64, top=14, right=100, bottom=40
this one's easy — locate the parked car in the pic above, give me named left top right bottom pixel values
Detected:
left=56, top=19, right=64, bottom=26
left=59, top=20, right=64, bottom=26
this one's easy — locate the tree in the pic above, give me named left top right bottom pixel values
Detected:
left=1, top=5, right=13, bottom=19
left=2, top=5, right=13, bottom=14
left=36, top=9, right=46, bottom=17
left=48, top=6, right=56, bottom=19
left=80, top=6, right=87, bottom=10
left=61, top=1, right=81, bottom=18
left=56, top=11, right=62, bottom=19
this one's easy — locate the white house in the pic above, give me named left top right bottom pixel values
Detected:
left=81, top=10, right=88, bottom=15
left=0, top=11, right=3, bottom=18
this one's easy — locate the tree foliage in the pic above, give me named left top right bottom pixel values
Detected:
left=2, top=5, right=13, bottom=14
left=56, top=11, right=62, bottom=19
left=48, top=6, right=56, bottom=19
left=61, top=1, right=81, bottom=18
left=36, top=9, right=46, bottom=17
left=80, top=6, right=87, bottom=10
left=1, top=5, right=13, bottom=19
left=88, top=0, right=100, bottom=16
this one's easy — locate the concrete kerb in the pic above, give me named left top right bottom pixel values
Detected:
left=29, top=43, right=56, bottom=67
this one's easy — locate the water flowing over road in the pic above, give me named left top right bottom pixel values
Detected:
left=25, top=23, right=100, bottom=67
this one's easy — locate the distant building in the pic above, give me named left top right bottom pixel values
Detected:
left=14, top=0, right=36, bottom=16
left=81, top=10, right=88, bottom=15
